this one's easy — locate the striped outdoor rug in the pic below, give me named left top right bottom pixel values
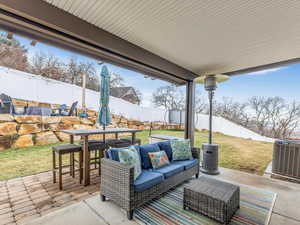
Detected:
left=134, top=179, right=277, bottom=225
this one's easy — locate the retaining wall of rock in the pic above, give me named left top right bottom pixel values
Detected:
left=0, top=113, right=183, bottom=150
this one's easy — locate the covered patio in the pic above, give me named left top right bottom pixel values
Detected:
left=2, top=0, right=300, bottom=144
left=1, top=168, right=299, bottom=225
left=1, top=0, right=300, bottom=224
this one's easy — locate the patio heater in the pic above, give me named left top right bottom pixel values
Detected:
left=195, top=74, right=229, bottom=175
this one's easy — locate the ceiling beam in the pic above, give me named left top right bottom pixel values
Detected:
left=0, top=0, right=197, bottom=84
left=225, top=58, right=300, bottom=76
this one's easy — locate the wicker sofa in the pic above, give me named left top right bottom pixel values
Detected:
left=100, top=141, right=200, bottom=220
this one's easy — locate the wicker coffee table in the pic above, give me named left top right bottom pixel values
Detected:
left=183, top=176, right=240, bottom=224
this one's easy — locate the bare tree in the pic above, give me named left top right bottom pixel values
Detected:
left=214, top=97, right=250, bottom=127
left=248, top=96, right=272, bottom=136
left=195, top=95, right=208, bottom=114
left=110, top=71, right=125, bottom=88
left=248, top=96, right=300, bottom=138
left=152, top=85, right=185, bottom=111
left=0, top=32, right=29, bottom=72
left=66, top=58, right=97, bottom=91
left=66, top=57, right=81, bottom=84
left=134, top=89, right=143, bottom=105
left=277, top=101, right=300, bottom=138
left=29, top=51, right=66, bottom=81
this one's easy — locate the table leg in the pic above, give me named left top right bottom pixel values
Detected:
left=132, top=132, right=136, bottom=145
left=70, top=135, right=74, bottom=176
left=83, top=136, right=90, bottom=186
left=70, top=135, right=74, bottom=144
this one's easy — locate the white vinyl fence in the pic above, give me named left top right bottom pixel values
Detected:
left=195, top=114, right=274, bottom=142
left=0, top=66, right=273, bottom=142
left=0, top=66, right=167, bottom=122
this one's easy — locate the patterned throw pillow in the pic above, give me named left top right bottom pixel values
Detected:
left=170, top=139, right=192, bottom=161
left=148, top=151, right=170, bottom=169
left=118, top=146, right=142, bottom=180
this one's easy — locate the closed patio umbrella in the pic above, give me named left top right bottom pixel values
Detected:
left=98, top=65, right=112, bottom=139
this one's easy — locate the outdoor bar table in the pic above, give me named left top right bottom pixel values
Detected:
left=61, top=128, right=142, bottom=186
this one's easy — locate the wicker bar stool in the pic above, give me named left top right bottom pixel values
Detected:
left=120, top=137, right=141, bottom=145
left=52, top=144, right=82, bottom=190
left=105, top=139, right=132, bottom=148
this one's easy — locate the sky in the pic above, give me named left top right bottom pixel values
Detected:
left=10, top=32, right=300, bottom=107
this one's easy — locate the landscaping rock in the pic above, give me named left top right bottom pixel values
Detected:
left=0, top=114, right=15, bottom=123
left=112, top=114, right=121, bottom=120
left=12, top=135, right=33, bottom=148
left=88, top=134, right=104, bottom=140
left=55, top=132, right=81, bottom=142
left=0, top=136, right=12, bottom=150
left=118, top=123, right=127, bottom=128
left=89, top=133, right=116, bottom=140
left=12, top=99, right=28, bottom=107
left=80, top=118, right=94, bottom=125
left=18, top=124, right=41, bottom=135
left=143, top=125, right=151, bottom=130
left=128, top=125, right=139, bottom=129
left=73, top=124, right=93, bottom=130
left=128, top=120, right=143, bottom=126
left=42, top=116, right=62, bottom=124
left=0, top=122, right=18, bottom=135
left=15, top=115, right=42, bottom=124
left=27, top=101, right=39, bottom=107
left=111, top=120, right=118, bottom=126
left=49, top=123, right=72, bottom=131
left=120, top=117, right=127, bottom=123
left=35, top=131, right=59, bottom=145
left=61, top=117, right=80, bottom=125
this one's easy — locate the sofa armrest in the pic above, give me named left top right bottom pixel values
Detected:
left=100, top=158, right=134, bottom=203
left=191, top=147, right=200, bottom=159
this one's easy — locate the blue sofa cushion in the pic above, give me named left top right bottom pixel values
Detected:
left=172, top=159, right=198, bottom=170
left=107, top=145, right=140, bottom=162
left=154, top=163, right=184, bottom=179
left=134, top=170, right=164, bottom=192
left=139, top=144, right=160, bottom=169
left=157, top=141, right=173, bottom=161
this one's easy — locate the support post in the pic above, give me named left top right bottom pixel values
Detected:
left=184, top=80, right=195, bottom=146
left=82, top=73, right=86, bottom=113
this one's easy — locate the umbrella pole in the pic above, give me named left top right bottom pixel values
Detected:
left=103, top=125, right=106, bottom=142
left=208, top=90, right=213, bottom=144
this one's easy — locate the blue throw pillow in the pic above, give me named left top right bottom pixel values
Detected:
left=139, top=144, right=160, bottom=169
left=157, top=141, right=173, bottom=161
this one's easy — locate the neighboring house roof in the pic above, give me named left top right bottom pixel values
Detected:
left=110, top=87, right=140, bottom=104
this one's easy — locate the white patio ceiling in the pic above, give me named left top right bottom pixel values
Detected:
left=43, top=0, right=300, bottom=76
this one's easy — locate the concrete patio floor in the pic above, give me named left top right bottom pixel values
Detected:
left=1, top=168, right=300, bottom=225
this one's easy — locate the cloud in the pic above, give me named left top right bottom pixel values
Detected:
left=248, top=67, right=283, bottom=75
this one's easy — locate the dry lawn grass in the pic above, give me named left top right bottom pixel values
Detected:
left=0, top=130, right=273, bottom=181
